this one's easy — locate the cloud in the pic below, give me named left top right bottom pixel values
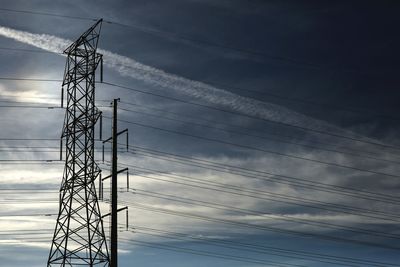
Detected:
left=0, top=81, right=59, bottom=105
left=1, top=22, right=399, bottom=266
left=0, top=24, right=357, bottom=137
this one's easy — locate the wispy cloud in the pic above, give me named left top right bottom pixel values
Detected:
left=0, top=25, right=350, bottom=135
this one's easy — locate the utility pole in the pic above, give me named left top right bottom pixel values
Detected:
left=48, top=19, right=110, bottom=266
left=102, top=98, right=129, bottom=267
left=111, top=98, right=118, bottom=267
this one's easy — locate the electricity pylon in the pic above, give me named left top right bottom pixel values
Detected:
left=48, top=19, right=110, bottom=266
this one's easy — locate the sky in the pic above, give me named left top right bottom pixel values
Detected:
left=0, top=0, right=400, bottom=266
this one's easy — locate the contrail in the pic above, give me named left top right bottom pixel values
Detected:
left=0, top=25, right=356, bottom=136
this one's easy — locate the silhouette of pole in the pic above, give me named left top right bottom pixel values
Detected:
left=111, top=98, right=118, bottom=267
left=101, top=99, right=128, bottom=267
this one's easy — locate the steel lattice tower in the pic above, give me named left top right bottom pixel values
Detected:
left=48, top=19, right=110, bottom=266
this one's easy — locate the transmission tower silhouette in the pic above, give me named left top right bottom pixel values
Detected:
left=48, top=19, right=110, bottom=266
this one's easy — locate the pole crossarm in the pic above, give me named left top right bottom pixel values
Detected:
left=102, top=206, right=128, bottom=219
left=102, top=168, right=129, bottom=181
left=102, top=127, right=128, bottom=162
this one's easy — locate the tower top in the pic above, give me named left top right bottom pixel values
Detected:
left=64, top=19, right=103, bottom=55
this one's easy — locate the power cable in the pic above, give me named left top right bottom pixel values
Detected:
left=126, top=202, right=400, bottom=251
left=127, top=146, right=400, bottom=204
left=0, top=213, right=56, bottom=217
left=0, top=7, right=343, bottom=71
left=0, top=47, right=396, bottom=122
left=103, top=81, right=400, bottom=151
left=107, top=116, right=400, bottom=179
left=129, top=188, right=400, bottom=240
left=119, top=106, right=400, bottom=165
left=119, top=101, right=400, bottom=160
left=206, top=80, right=400, bottom=122
left=0, top=7, right=95, bottom=21
left=4, top=142, right=398, bottom=206
left=113, top=163, right=400, bottom=223
left=0, top=76, right=397, bottom=151
left=120, top=238, right=302, bottom=267
left=0, top=46, right=62, bottom=55
left=131, top=226, right=400, bottom=267
left=0, top=105, right=62, bottom=109
left=0, top=77, right=61, bottom=82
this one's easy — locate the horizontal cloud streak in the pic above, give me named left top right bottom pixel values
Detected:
left=0, top=25, right=350, bottom=135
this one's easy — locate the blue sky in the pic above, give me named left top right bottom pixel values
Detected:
left=0, top=1, right=400, bottom=266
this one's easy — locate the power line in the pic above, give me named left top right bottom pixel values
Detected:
left=0, top=47, right=396, bottom=124
left=0, top=238, right=51, bottom=243
left=0, top=150, right=58, bottom=153
left=0, top=96, right=59, bottom=101
left=0, top=145, right=110, bottom=152
left=0, top=162, right=63, bottom=165
left=0, top=46, right=59, bottom=55
left=1, top=6, right=393, bottom=77
left=119, top=101, right=400, bottom=160
left=3, top=143, right=396, bottom=219
left=0, top=189, right=58, bottom=193
left=0, top=159, right=60, bottom=162
left=107, top=116, right=400, bottom=179
left=130, top=188, right=400, bottom=240
left=126, top=202, right=400, bottom=251
left=0, top=11, right=396, bottom=262
left=131, top=226, right=400, bottom=267
left=0, top=7, right=339, bottom=71
left=0, top=77, right=61, bottom=82
left=7, top=184, right=398, bottom=242
left=0, top=213, right=56, bottom=217
left=206, top=80, right=400, bottom=122
left=113, top=164, right=400, bottom=223
left=0, top=99, right=55, bottom=104
left=119, top=106, right=400, bottom=165
left=0, top=201, right=57, bottom=204
left=0, top=146, right=59, bottom=151
left=0, top=76, right=397, bottom=152
left=130, top=155, right=400, bottom=207
left=4, top=143, right=397, bottom=204
left=120, top=238, right=303, bottom=267
left=6, top=227, right=337, bottom=267
left=1, top=90, right=396, bottom=164
left=0, top=7, right=95, bottom=21
left=0, top=99, right=62, bottom=108
left=0, top=229, right=54, bottom=233
left=0, top=138, right=59, bottom=141
left=103, top=81, right=400, bottom=151
left=0, top=105, right=62, bottom=109
left=0, top=99, right=106, bottom=107
left=127, top=146, right=400, bottom=204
